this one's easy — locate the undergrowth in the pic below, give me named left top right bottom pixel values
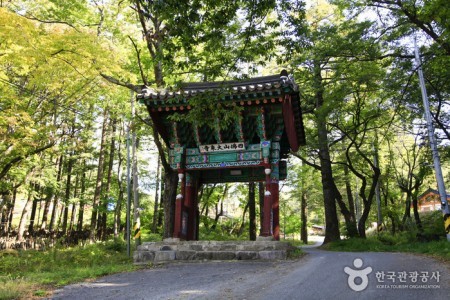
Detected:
left=0, top=239, right=136, bottom=299
left=322, top=234, right=450, bottom=262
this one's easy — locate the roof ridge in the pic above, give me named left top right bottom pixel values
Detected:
left=181, top=73, right=284, bottom=91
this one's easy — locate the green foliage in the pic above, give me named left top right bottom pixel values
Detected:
left=0, top=276, right=34, bottom=300
left=199, top=217, right=249, bottom=241
left=420, top=211, right=447, bottom=239
left=286, top=247, right=304, bottom=259
left=0, top=240, right=136, bottom=299
left=146, top=0, right=278, bottom=82
left=140, top=230, right=163, bottom=242
left=168, top=92, right=243, bottom=131
left=1, top=0, right=449, bottom=265
left=323, top=234, right=450, bottom=261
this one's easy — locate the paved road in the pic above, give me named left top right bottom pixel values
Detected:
left=51, top=247, right=449, bottom=300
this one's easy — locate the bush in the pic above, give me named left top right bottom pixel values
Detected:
left=376, top=231, right=416, bottom=245
left=104, top=239, right=127, bottom=252
left=324, top=235, right=449, bottom=262
left=418, top=211, right=446, bottom=241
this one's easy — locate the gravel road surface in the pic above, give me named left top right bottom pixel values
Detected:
left=50, top=247, right=449, bottom=300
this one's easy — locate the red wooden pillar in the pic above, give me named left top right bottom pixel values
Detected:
left=261, top=167, right=273, bottom=237
left=173, top=171, right=185, bottom=238
left=184, top=172, right=196, bottom=241
left=271, top=180, right=280, bottom=240
left=194, top=180, right=200, bottom=240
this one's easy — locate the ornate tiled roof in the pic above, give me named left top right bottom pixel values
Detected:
left=140, top=70, right=306, bottom=151
left=137, top=70, right=298, bottom=105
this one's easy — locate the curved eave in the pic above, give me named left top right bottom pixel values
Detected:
left=138, top=85, right=295, bottom=109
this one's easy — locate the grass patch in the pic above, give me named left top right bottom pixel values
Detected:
left=140, top=230, right=163, bottom=242
left=287, top=247, right=305, bottom=259
left=0, top=276, right=35, bottom=300
left=322, top=235, right=450, bottom=262
left=284, top=239, right=317, bottom=247
left=0, top=239, right=137, bottom=299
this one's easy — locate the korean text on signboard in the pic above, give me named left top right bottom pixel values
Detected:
left=199, top=142, right=245, bottom=153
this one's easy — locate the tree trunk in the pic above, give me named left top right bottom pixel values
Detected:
left=314, top=60, right=341, bottom=244
left=211, top=185, right=228, bottom=231
left=300, top=190, right=308, bottom=244
left=412, top=195, right=422, bottom=231
left=89, top=109, right=108, bottom=241
left=211, top=200, right=224, bottom=231
left=114, top=188, right=124, bottom=238
left=49, top=155, right=64, bottom=232
left=199, top=185, right=210, bottom=230
left=6, top=188, right=17, bottom=234
left=334, top=183, right=358, bottom=238
left=356, top=172, right=379, bottom=238
left=343, top=165, right=358, bottom=237
left=387, top=197, right=397, bottom=234
left=28, top=197, right=38, bottom=234
left=40, top=191, right=53, bottom=231
left=358, top=191, right=375, bottom=239
left=27, top=183, right=40, bottom=234
left=162, top=169, right=178, bottom=238
left=77, top=160, right=87, bottom=232
left=238, top=202, right=249, bottom=236
left=158, top=169, right=165, bottom=228
left=402, top=191, right=412, bottom=225
left=152, top=157, right=161, bottom=233
left=68, top=204, right=76, bottom=233
left=249, top=182, right=256, bottom=241
left=329, top=166, right=359, bottom=238
left=114, top=122, right=125, bottom=238
left=40, top=155, right=56, bottom=230
left=1, top=190, right=14, bottom=235
left=62, top=152, right=74, bottom=234
left=99, top=118, right=117, bottom=240
left=0, top=191, right=11, bottom=235
left=17, top=188, right=33, bottom=241
left=56, top=205, right=64, bottom=232
left=69, top=174, right=80, bottom=233
left=317, top=119, right=341, bottom=243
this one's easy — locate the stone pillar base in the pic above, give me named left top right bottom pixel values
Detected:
left=163, top=238, right=181, bottom=243
left=256, top=236, right=275, bottom=241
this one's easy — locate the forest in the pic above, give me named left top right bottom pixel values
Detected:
left=1, top=0, right=449, bottom=250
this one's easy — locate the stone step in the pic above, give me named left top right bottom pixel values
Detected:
left=133, top=241, right=292, bottom=264
left=134, top=249, right=287, bottom=263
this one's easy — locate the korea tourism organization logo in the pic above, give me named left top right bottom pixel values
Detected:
left=344, top=258, right=441, bottom=292
left=344, top=258, right=373, bottom=291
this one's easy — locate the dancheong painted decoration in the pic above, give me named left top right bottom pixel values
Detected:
left=138, top=70, right=305, bottom=241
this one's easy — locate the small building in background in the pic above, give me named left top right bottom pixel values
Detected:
left=416, top=188, right=449, bottom=212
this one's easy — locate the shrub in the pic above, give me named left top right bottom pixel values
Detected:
left=418, top=211, right=446, bottom=241
left=0, top=276, right=35, bottom=300
left=104, top=239, right=127, bottom=252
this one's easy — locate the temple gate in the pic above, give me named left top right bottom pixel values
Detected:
left=138, top=70, right=305, bottom=241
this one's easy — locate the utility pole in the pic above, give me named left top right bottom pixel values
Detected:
left=414, top=37, right=450, bottom=242
left=126, top=117, right=131, bottom=257
left=131, top=91, right=141, bottom=246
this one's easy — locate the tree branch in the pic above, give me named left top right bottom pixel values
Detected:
left=0, top=142, right=55, bottom=181
left=100, top=73, right=143, bottom=93
left=290, top=151, right=321, bottom=171
left=136, top=114, right=171, bottom=171
left=128, top=36, right=148, bottom=86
